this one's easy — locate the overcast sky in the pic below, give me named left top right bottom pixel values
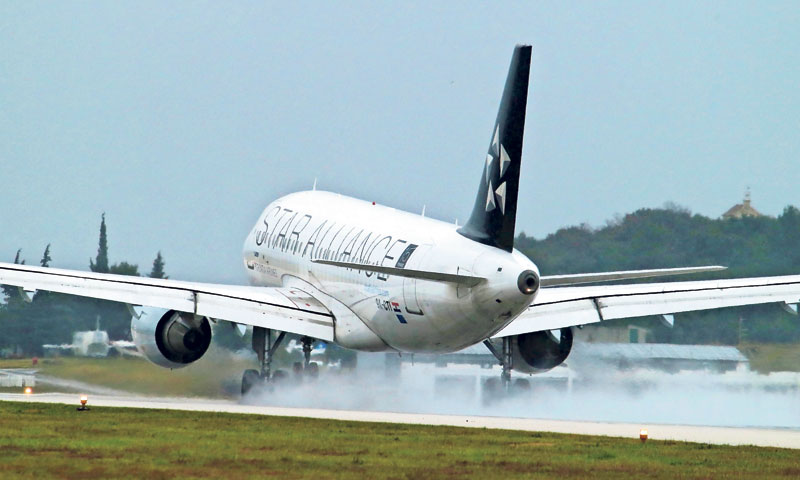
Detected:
left=2, top=1, right=799, bottom=283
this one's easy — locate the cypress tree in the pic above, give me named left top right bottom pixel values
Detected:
left=40, top=244, right=51, bottom=268
left=2, top=250, right=25, bottom=302
left=90, top=213, right=109, bottom=273
left=149, top=251, right=167, bottom=279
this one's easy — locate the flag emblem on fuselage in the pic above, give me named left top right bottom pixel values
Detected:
left=391, top=302, right=407, bottom=324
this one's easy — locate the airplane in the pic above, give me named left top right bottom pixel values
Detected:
left=3, top=44, right=800, bottom=396
left=42, top=317, right=140, bottom=358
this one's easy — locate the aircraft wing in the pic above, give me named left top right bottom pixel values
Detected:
left=495, top=274, right=800, bottom=337
left=0, top=262, right=334, bottom=341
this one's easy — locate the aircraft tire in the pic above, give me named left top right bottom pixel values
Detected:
left=292, top=362, right=304, bottom=382
left=306, top=362, right=319, bottom=379
left=482, top=377, right=501, bottom=405
left=512, top=378, right=531, bottom=393
left=272, top=369, right=288, bottom=382
left=241, top=369, right=261, bottom=396
left=511, top=378, right=531, bottom=395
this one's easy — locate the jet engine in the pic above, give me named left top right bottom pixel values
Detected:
left=488, top=328, right=573, bottom=374
left=130, top=306, right=212, bottom=369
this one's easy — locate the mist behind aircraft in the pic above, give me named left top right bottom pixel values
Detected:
left=248, top=355, right=800, bottom=429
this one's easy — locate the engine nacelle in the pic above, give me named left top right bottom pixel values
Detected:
left=131, top=306, right=212, bottom=369
left=489, top=328, right=573, bottom=374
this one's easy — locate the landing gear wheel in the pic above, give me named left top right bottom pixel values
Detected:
left=482, top=377, right=502, bottom=405
left=512, top=378, right=531, bottom=394
left=272, top=369, right=288, bottom=382
left=292, top=361, right=304, bottom=382
left=306, top=362, right=319, bottom=379
left=250, top=327, right=287, bottom=386
left=242, top=369, right=262, bottom=396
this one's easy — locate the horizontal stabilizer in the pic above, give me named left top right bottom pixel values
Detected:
left=311, top=260, right=486, bottom=287
left=540, top=266, right=727, bottom=287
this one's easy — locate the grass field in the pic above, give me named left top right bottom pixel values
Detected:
left=1, top=401, right=799, bottom=479
left=740, top=343, right=800, bottom=374
left=0, top=351, right=251, bottom=398
left=0, top=358, right=40, bottom=369
left=2, top=340, right=799, bottom=398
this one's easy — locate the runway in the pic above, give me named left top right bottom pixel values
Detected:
left=2, top=392, right=799, bottom=449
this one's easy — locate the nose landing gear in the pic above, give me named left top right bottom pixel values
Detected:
left=301, top=336, right=313, bottom=367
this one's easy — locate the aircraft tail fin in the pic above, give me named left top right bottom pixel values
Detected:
left=458, top=45, right=531, bottom=252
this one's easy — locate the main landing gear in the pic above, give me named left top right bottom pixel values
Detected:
left=241, top=327, right=286, bottom=396
left=483, top=337, right=513, bottom=389
left=481, top=337, right=530, bottom=403
left=241, top=329, right=320, bottom=396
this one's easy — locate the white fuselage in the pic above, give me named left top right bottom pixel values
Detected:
left=243, top=191, right=539, bottom=353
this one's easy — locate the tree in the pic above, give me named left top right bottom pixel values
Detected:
left=515, top=203, right=800, bottom=344
left=40, top=244, right=51, bottom=268
left=2, top=250, right=25, bottom=303
left=110, top=262, right=140, bottom=276
left=149, top=251, right=167, bottom=279
left=90, top=213, right=109, bottom=273
left=33, top=245, right=53, bottom=302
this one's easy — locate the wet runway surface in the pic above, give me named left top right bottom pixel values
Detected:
left=3, top=392, right=799, bottom=449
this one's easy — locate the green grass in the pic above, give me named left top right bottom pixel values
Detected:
left=0, top=358, right=41, bottom=369
left=1, top=401, right=799, bottom=479
left=0, top=352, right=251, bottom=398
left=740, top=343, right=800, bottom=373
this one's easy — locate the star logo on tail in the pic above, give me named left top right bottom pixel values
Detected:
left=485, top=124, right=509, bottom=214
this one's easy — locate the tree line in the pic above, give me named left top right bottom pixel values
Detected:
left=4, top=204, right=800, bottom=355
left=0, top=215, right=167, bottom=356
left=516, top=204, right=800, bottom=344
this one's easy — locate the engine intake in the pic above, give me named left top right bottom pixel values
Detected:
left=488, top=327, right=573, bottom=374
left=131, top=307, right=212, bottom=369
left=515, top=327, right=573, bottom=373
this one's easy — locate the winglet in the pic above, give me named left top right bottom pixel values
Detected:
left=458, top=45, right=531, bottom=252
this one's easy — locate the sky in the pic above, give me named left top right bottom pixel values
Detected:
left=1, top=1, right=799, bottom=284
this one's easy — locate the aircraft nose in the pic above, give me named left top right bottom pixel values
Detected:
left=517, top=269, right=540, bottom=295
